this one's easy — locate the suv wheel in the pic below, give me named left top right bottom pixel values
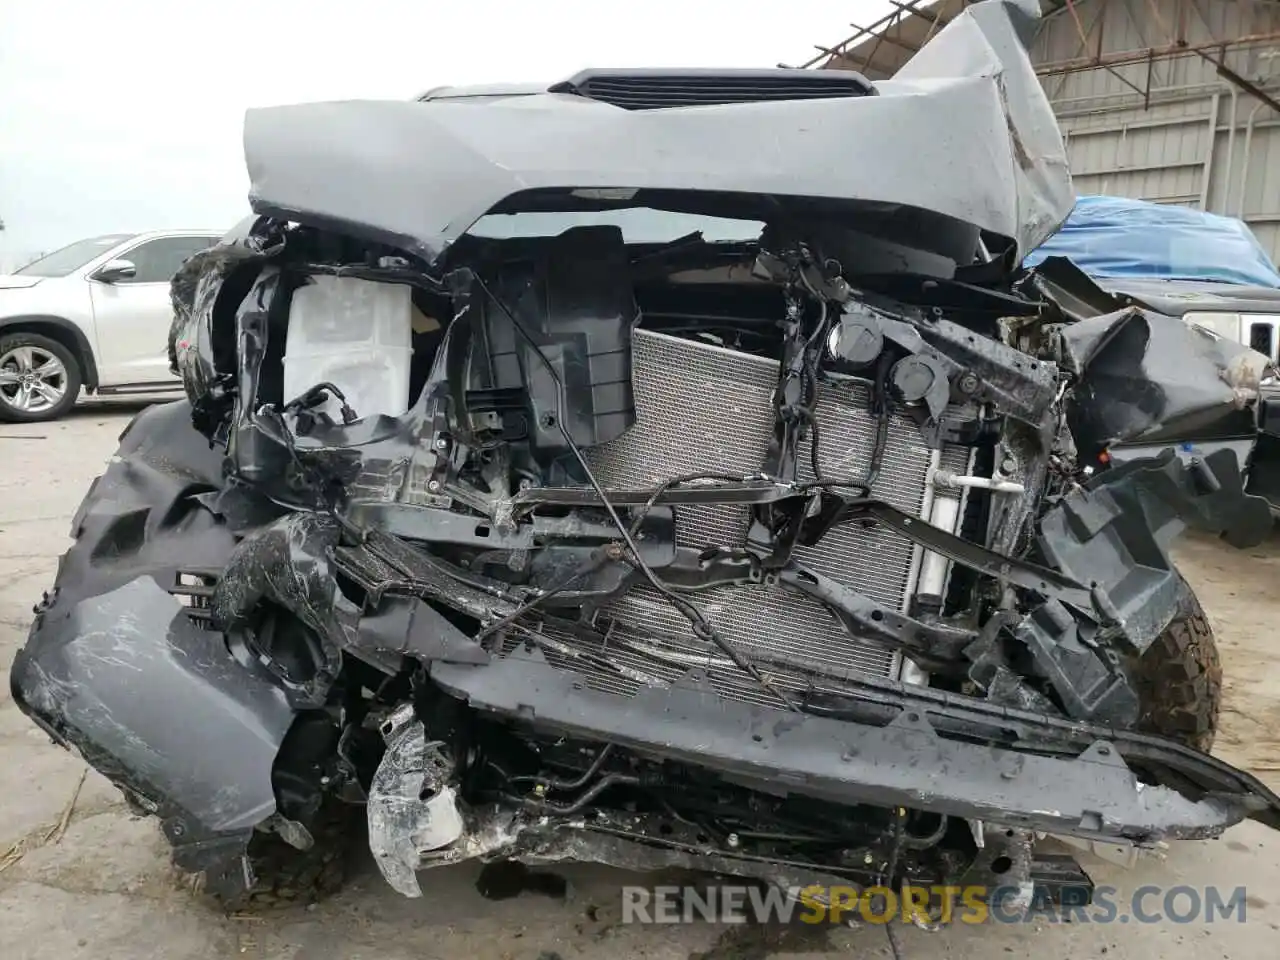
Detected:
left=0, top=333, right=82, bottom=423
left=1132, top=582, right=1222, bottom=753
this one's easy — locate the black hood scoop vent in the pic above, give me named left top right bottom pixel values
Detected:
left=549, top=68, right=876, bottom=110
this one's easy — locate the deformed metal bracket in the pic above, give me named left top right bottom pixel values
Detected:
left=803, top=495, right=1097, bottom=609
left=430, top=652, right=1280, bottom=839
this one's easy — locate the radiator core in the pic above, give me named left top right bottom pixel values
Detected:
left=537, top=328, right=970, bottom=704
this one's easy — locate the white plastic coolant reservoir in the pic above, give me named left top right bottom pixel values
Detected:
left=283, top=275, right=414, bottom=422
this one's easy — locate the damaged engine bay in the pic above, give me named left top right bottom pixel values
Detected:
left=11, top=0, right=1280, bottom=914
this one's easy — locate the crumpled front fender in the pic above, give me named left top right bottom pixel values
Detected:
left=1063, top=306, right=1269, bottom=451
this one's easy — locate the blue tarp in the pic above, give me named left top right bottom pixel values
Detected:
left=1023, top=195, right=1280, bottom=288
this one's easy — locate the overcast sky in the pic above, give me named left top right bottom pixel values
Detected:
left=0, top=1, right=884, bottom=262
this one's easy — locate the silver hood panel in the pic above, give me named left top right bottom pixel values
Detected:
left=243, top=0, right=1070, bottom=265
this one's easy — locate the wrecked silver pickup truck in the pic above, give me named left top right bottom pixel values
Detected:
left=11, top=0, right=1280, bottom=914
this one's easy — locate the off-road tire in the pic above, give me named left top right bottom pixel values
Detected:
left=1132, top=589, right=1222, bottom=754
left=205, top=803, right=361, bottom=913
left=0, top=331, right=82, bottom=423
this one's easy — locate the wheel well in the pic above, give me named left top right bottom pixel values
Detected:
left=0, top=316, right=99, bottom=390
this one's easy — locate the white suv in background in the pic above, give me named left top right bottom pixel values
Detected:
left=0, top=230, right=221, bottom=422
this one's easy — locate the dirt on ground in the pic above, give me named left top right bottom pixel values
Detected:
left=1174, top=532, right=1280, bottom=785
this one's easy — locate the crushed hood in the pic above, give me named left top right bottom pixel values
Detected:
left=243, top=0, right=1071, bottom=266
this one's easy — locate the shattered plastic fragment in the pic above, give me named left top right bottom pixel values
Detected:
left=367, top=707, right=466, bottom=897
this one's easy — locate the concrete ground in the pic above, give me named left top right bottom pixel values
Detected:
left=2, top=399, right=1279, bottom=960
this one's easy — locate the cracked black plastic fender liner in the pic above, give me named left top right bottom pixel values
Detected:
left=1038, top=448, right=1274, bottom=646
left=210, top=512, right=358, bottom=707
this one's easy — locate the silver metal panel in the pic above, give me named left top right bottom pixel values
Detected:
left=1030, top=0, right=1280, bottom=261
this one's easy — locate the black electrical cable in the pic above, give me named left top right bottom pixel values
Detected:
left=802, top=407, right=827, bottom=485
left=862, top=350, right=896, bottom=491
left=800, top=349, right=895, bottom=498
left=572, top=457, right=800, bottom=712
left=474, top=546, right=616, bottom=644
left=262, top=407, right=366, bottom=540
left=470, top=273, right=799, bottom=713
left=799, top=362, right=826, bottom=485
left=802, top=298, right=829, bottom=351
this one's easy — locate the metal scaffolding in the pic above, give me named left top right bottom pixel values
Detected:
left=798, top=0, right=1280, bottom=112
left=795, top=0, right=965, bottom=74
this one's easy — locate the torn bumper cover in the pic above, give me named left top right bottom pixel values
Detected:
left=355, top=432, right=1279, bottom=894
left=436, top=654, right=1276, bottom=838
left=12, top=579, right=295, bottom=894
left=14, top=404, right=1280, bottom=903
left=365, top=646, right=1280, bottom=897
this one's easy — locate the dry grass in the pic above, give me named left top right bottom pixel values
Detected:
left=0, top=768, right=87, bottom=874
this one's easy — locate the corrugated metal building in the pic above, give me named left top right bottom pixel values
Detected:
left=805, top=0, right=1280, bottom=262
